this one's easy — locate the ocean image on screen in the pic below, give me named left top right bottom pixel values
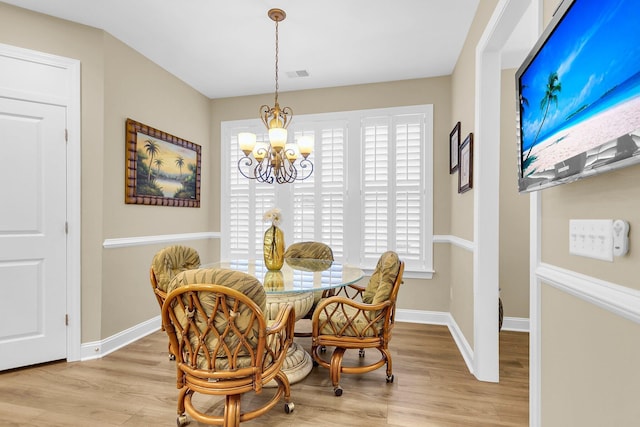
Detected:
left=519, top=0, right=640, bottom=177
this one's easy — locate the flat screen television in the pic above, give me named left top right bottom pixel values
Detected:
left=516, top=0, right=640, bottom=192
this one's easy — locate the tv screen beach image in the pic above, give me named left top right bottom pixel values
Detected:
left=518, top=0, right=640, bottom=177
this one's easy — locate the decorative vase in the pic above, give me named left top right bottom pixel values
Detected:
left=263, top=225, right=285, bottom=271
left=263, top=270, right=285, bottom=290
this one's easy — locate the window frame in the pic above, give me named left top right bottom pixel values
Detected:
left=221, top=105, right=434, bottom=279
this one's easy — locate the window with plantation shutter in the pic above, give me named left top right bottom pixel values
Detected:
left=221, top=104, right=433, bottom=278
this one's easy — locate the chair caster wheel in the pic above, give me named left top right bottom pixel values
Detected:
left=334, top=386, right=343, bottom=396
left=169, top=354, right=176, bottom=361
left=312, top=360, right=319, bottom=367
left=320, top=346, right=326, bottom=353
left=386, top=374, right=394, bottom=383
left=358, top=349, right=365, bottom=358
left=177, top=414, right=188, bottom=426
left=284, top=402, right=295, bottom=414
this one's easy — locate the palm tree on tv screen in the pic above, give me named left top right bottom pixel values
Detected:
left=524, top=71, right=562, bottom=164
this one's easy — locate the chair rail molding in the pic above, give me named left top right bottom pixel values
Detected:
left=536, top=263, right=640, bottom=325
left=103, top=231, right=220, bottom=249
left=433, top=234, right=474, bottom=252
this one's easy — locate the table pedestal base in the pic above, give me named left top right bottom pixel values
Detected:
left=264, top=291, right=314, bottom=387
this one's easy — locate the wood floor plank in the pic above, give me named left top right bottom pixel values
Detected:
left=0, top=323, right=528, bottom=426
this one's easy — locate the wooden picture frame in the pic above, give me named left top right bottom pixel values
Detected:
left=458, top=132, right=473, bottom=193
left=449, top=121, right=461, bottom=173
left=125, top=118, right=201, bottom=207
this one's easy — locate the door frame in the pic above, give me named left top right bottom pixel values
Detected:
left=473, top=0, right=540, bottom=382
left=0, top=43, right=82, bottom=362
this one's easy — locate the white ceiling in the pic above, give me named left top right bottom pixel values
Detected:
left=1, top=0, right=534, bottom=99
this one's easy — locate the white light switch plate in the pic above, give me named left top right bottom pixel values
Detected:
left=569, top=219, right=614, bottom=262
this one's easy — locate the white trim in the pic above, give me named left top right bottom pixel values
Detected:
left=81, top=316, right=161, bottom=361
left=537, top=264, right=640, bottom=325
left=475, top=0, right=534, bottom=383
left=66, top=54, right=82, bottom=363
left=447, top=312, right=475, bottom=374
left=502, top=317, right=530, bottom=332
left=529, top=190, right=542, bottom=427
left=433, top=234, right=475, bottom=252
left=0, top=43, right=83, bottom=364
left=396, top=308, right=450, bottom=325
left=103, top=231, right=220, bottom=249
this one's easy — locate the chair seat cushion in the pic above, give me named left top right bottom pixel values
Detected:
left=317, top=304, right=383, bottom=338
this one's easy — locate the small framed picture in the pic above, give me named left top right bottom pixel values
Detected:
left=449, top=122, right=461, bottom=173
left=458, top=132, right=473, bottom=193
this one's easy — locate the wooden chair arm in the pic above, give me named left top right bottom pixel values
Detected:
left=265, top=302, right=296, bottom=368
left=312, top=296, right=391, bottom=322
left=323, top=283, right=366, bottom=300
left=266, top=302, right=295, bottom=339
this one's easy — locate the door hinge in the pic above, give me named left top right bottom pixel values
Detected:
left=65, top=222, right=69, bottom=234
left=65, top=314, right=69, bottom=326
left=65, top=129, right=68, bottom=142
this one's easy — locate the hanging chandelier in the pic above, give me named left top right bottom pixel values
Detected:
left=237, top=8, right=314, bottom=184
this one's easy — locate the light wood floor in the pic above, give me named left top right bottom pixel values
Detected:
left=0, top=323, right=528, bottom=426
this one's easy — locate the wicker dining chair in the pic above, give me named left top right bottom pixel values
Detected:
left=311, top=251, right=404, bottom=396
left=162, top=268, right=295, bottom=427
left=149, top=245, right=200, bottom=359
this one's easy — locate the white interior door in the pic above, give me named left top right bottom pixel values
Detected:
left=0, top=97, right=68, bottom=370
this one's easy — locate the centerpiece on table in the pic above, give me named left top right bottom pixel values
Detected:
left=263, top=207, right=285, bottom=271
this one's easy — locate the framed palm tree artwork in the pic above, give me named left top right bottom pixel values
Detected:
left=125, top=118, right=201, bottom=207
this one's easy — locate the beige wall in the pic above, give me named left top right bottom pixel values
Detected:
left=541, top=285, right=640, bottom=425
left=449, top=0, right=499, bottom=346
left=100, top=33, right=213, bottom=338
left=500, top=69, right=530, bottom=318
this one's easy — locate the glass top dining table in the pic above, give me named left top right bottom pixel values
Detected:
left=206, top=258, right=365, bottom=295
left=204, top=258, right=364, bottom=385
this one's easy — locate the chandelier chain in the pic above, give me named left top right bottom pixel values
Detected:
left=274, top=18, right=279, bottom=105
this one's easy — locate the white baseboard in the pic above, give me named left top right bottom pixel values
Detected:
left=81, top=316, right=161, bottom=361
left=396, top=309, right=529, bottom=376
left=446, top=313, right=475, bottom=375
left=502, top=316, right=530, bottom=332
left=395, top=308, right=450, bottom=325
left=81, top=310, right=529, bottom=368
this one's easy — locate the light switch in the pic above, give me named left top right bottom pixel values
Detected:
left=569, top=219, right=614, bottom=262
